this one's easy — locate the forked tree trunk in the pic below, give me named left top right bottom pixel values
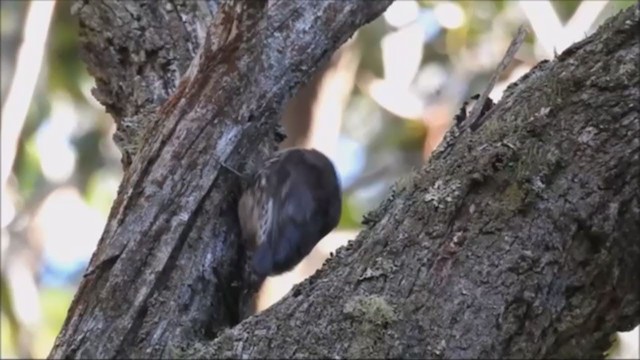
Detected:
left=50, top=1, right=639, bottom=359
left=49, top=1, right=393, bottom=358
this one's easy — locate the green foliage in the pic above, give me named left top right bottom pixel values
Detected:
left=15, top=135, right=43, bottom=200
left=36, top=287, right=74, bottom=358
left=338, top=197, right=363, bottom=230
left=40, top=287, right=74, bottom=338
left=0, top=274, right=19, bottom=358
left=355, top=20, right=386, bottom=79
left=392, top=119, right=428, bottom=151
left=611, top=0, right=636, bottom=11
left=0, top=285, right=74, bottom=359
left=550, top=0, right=583, bottom=21
left=84, top=169, right=120, bottom=216
left=47, top=2, right=87, bottom=101
left=0, top=0, right=28, bottom=35
left=0, top=316, right=14, bottom=358
left=74, top=128, right=108, bottom=193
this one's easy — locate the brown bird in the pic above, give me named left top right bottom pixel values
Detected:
left=238, top=148, right=342, bottom=278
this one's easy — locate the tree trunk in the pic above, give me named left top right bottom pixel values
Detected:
left=51, top=1, right=639, bottom=359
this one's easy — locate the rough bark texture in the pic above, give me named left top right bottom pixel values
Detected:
left=184, top=6, right=640, bottom=359
left=71, top=0, right=220, bottom=169
left=51, top=1, right=639, bottom=359
left=49, top=1, right=393, bottom=359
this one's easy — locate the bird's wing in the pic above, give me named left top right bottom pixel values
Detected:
left=266, top=175, right=318, bottom=274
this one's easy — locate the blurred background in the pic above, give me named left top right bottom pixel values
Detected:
left=0, top=0, right=637, bottom=358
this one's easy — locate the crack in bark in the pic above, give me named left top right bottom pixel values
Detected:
left=116, top=174, right=218, bottom=357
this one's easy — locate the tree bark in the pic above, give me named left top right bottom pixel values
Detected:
left=49, top=0, right=393, bottom=358
left=51, top=1, right=639, bottom=359
left=71, top=0, right=218, bottom=169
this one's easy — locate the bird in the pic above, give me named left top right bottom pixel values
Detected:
left=237, top=148, right=342, bottom=278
